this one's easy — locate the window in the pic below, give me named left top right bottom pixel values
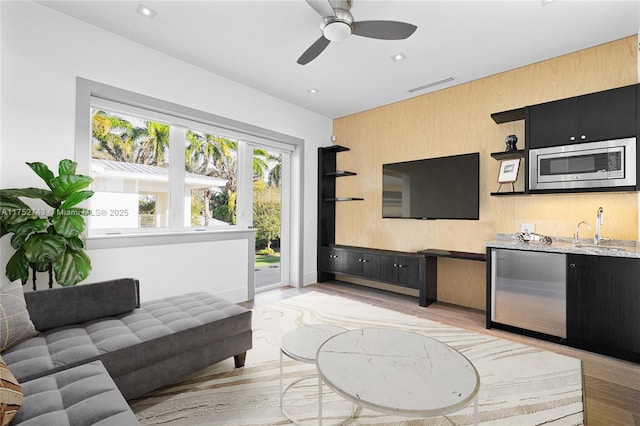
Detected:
left=86, top=96, right=246, bottom=235
left=89, top=106, right=245, bottom=234
left=90, top=109, right=172, bottom=231
left=75, top=77, right=303, bottom=269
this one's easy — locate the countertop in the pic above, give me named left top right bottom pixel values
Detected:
left=485, top=234, right=640, bottom=259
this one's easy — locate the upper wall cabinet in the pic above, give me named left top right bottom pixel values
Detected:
left=526, top=84, right=637, bottom=149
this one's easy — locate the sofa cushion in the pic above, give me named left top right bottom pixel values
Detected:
left=0, top=354, right=23, bottom=426
left=3, top=292, right=251, bottom=386
left=0, top=281, right=37, bottom=352
left=24, top=278, right=140, bottom=332
left=10, top=361, right=138, bottom=426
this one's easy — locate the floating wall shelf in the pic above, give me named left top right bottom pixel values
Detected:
left=491, top=107, right=525, bottom=124
left=490, top=150, right=525, bottom=160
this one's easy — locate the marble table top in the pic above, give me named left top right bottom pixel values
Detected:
left=316, top=328, right=480, bottom=417
left=280, top=324, right=347, bottom=363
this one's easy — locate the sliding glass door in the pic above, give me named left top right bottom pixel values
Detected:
left=250, top=144, right=290, bottom=291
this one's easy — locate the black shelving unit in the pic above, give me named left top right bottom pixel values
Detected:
left=318, top=145, right=363, bottom=281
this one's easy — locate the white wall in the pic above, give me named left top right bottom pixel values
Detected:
left=0, top=1, right=330, bottom=299
left=89, top=238, right=249, bottom=302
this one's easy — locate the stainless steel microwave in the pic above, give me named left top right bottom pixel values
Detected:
left=528, top=137, right=636, bottom=191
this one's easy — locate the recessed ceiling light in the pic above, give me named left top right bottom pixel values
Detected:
left=136, top=4, right=157, bottom=18
left=308, top=88, right=319, bottom=94
left=541, top=0, right=557, bottom=5
left=391, top=52, right=407, bottom=62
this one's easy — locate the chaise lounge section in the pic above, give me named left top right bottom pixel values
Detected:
left=10, top=360, right=139, bottom=425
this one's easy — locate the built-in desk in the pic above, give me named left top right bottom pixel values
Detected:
left=417, top=249, right=487, bottom=307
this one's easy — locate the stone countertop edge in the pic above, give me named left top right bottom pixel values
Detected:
left=485, top=233, right=640, bottom=259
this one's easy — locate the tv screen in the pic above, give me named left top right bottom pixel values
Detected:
left=382, top=152, right=480, bottom=220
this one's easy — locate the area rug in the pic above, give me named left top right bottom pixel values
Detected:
left=130, top=291, right=584, bottom=425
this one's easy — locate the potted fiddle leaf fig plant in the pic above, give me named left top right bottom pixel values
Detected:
left=0, top=159, right=93, bottom=290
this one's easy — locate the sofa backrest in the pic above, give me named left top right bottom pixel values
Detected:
left=24, top=278, right=140, bottom=332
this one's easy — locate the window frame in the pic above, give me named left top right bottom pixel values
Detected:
left=75, top=77, right=302, bottom=244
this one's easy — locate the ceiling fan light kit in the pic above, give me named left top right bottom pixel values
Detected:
left=298, top=0, right=417, bottom=65
left=322, top=16, right=353, bottom=42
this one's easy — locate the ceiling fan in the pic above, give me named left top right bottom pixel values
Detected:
left=297, top=0, right=417, bottom=65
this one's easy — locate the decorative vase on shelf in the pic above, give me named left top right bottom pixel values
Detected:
left=505, top=135, right=518, bottom=152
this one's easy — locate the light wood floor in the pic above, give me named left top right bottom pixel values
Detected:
left=242, top=281, right=640, bottom=426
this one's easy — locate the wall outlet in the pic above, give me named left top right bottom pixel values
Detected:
left=521, top=223, right=535, bottom=234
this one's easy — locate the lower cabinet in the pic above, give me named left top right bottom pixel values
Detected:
left=566, top=254, right=640, bottom=362
left=319, top=246, right=346, bottom=274
left=345, top=250, right=381, bottom=280
left=318, top=245, right=426, bottom=291
left=486, top=248, right=640, bottom=363
left=379, top=255, right=424, bottom=289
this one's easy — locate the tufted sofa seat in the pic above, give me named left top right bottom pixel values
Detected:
left=5, top=287, right=252, bottom=399
left=12, top=361, right=138, bottom=425
left=2, top=278, right=252, bottom=424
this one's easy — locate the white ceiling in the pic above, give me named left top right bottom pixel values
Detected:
left=38, top=0, right=639, bottom=119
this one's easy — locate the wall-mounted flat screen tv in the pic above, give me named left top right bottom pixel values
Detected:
left=382, top=152, right=480, bottom=220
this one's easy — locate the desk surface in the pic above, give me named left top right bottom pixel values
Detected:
left=418, top=248, right=486, bottom=261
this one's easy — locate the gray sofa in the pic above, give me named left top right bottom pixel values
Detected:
left=3, top=278, right=252, bottom=425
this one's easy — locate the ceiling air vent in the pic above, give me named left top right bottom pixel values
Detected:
left=408, top=77, right=455, bottom=93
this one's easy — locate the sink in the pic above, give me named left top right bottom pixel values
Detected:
left=573, top=244, right=626, bottom=252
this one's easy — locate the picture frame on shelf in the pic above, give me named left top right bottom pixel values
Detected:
left=497, top=158, right=520, bottom=192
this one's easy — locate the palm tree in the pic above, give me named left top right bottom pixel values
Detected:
left=185, top=131, right=239, bottom=225
left=136, top=121, right=170, bottom=166
left=252, top=149, right=281, bottom=187
left=268, top=162, right=281, bottom=187
left=185, top=131, right=219, bottom=175
left=91, top=110, right=169, bottom=167
left=252, top=148, right=270, bottom=182
left=91, top=110, right=136, bottom=162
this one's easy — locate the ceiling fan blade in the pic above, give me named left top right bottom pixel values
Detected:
left=305, top=0, right=336, bottom=17
left=297, top=36, right=331, bottom=65
left=353, top=20, right=417, bottom=40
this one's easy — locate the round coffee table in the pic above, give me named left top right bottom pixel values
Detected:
left=279, top=324, right=352, bottom=424
left=316, top=328, right=480, bottom=423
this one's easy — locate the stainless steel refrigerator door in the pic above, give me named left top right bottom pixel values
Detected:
left=491, top=249, right=567, bottom=338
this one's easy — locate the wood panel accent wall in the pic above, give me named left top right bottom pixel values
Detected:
left=332, top=36, right=638, bottom=310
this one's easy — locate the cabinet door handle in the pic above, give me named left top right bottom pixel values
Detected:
left=397, top=264, right=405, bottom=268
left=569, top=263, right=576, bottom=268
left=362, top=259, right=369, bottom=263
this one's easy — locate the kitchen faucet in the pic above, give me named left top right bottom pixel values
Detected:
left=594, top=207, right=609, bottom=245
left=574, top=221, right=591, bottom=244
